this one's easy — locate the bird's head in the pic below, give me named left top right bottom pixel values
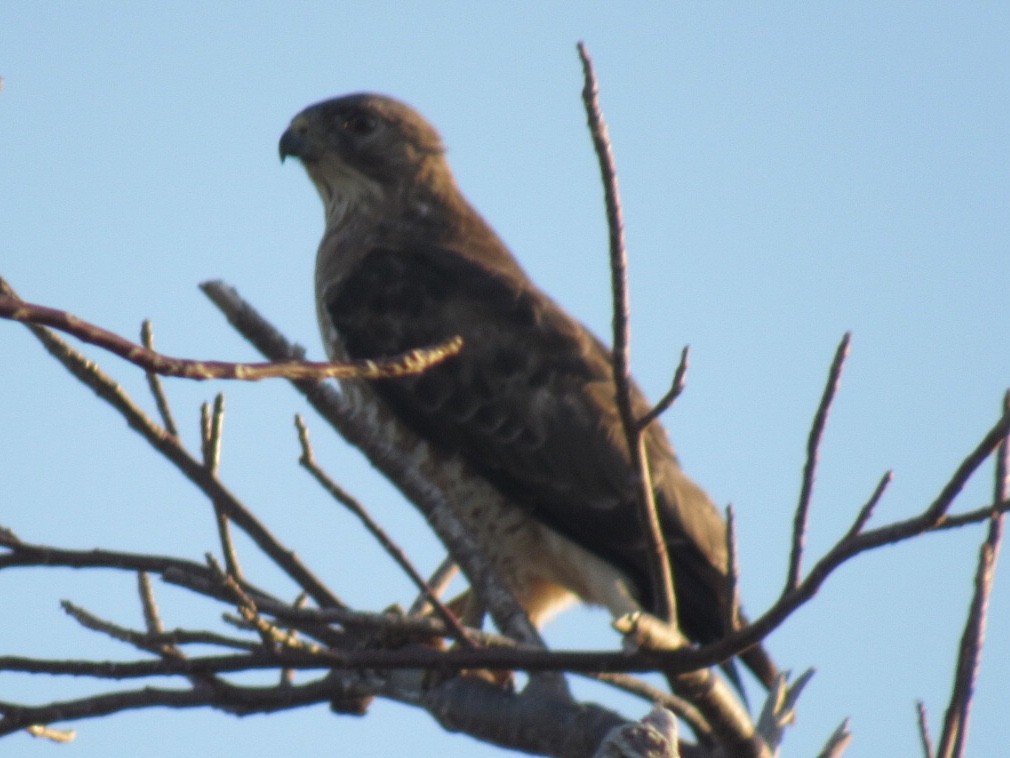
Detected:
left=280, top=93, right=450, bottom=225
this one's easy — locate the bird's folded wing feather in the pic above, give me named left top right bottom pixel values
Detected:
left=323, top=244, right=730, bottom=642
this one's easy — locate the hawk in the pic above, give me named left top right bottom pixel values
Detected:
left=279, top=93, right=776, bottom=689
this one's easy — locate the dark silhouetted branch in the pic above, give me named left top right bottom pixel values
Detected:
left=577, top=39, right=676, bottom=631
left=935, top=391, right=1008, bottom=758
left=638, top=346, right=690, bottom=431
left=788, top=332, right=850, bottom=591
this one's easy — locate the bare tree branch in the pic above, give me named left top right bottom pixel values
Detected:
left=638, top=346, right=690, bottom=431
left=843, top=470, right=893, bottom=540
left=755, top=669, right=814, bottom=750
left=0, top=678, right=345, bottom=737
left=935, top=391, right=1009, bottom=758
left=294, top=414, right=474, bottom=647
left=200, top=394, right=243, bottom=579
left=816, top=719, right=853, bottom=758
left=575, top=42, right=773, bottom=755
left=723, top=505, right=741, bottom=640
left=615, top=613, right=768, bottom=758
left=930, top=501, right=1010, bottom=532
left=664, top=403, right=1010, bottom=679
left=788, top=332, right=851, bottom=591
left=424, top=676, right=626, bottom=758
left=409, top=556, right=459, bottom=616
left=577, top=39, right=676, bottom=631
left=141, top=319, right=179, bottom=436
left=137, top=572, right=164, bottom=635
left=0, top=285, right=462, bottom=382
left=4, top=286, right=1009, bottom=755
left=917, top=700, right=935, bottom=758
left=0, top=286, right=344, bottom=611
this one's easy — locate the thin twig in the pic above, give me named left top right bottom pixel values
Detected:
left=577, top=40, right=676, bottom=626
left=141, top=320, right=178, bottom=436
left=843, top=470, right=893, bottom=541
left=0, top=289, right=462, bottom=382
left=137, top=572, right=164, bottom=634
left=58, top=601, right=252, bottom=654
left=295, top=415, right=475, bottom=648
left=136, top=569, right=235, bottom=694
left=0, top=677, right=347, bottom=737
left=202, top=394, right=242, bottom=578
left=201, top=396, right=225, bottom=472
left=0, top=535, right=274, bottom=608
left=787, top=332, right=851, bottom=591
left=0, top=526, right=19, bottom=547
left=917, top=700, right=935, bottom=758
left=408, top=556, right=459, bottom=616
left=627, top=404, right=1010, bottom=678
left=638, top=346, right=690, bottom=431
left=998, top=390, right=1010, bottom=501
left=240, top=601, right=507, bottom=648
left=216, top=567, right=330, bottom=656
left=723, top=504, right=741, bottom=635
left=816, top=719, right=853, bottom=758
left=929, top=499, right=1010, bottom=532
left=936, top=392, right=1009, bottom=758
left=921, top=401, right=1010, bottom=525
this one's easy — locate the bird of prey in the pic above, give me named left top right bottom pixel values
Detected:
left=279, top=93, right=776, bottom=689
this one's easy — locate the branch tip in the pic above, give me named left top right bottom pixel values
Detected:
left=787, top=332, right=851, bottom=591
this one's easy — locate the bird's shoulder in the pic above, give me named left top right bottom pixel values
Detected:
left=325, top=242, right=606, bottom=377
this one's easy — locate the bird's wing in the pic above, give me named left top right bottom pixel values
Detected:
left=322, top=243, right=736, bottom=640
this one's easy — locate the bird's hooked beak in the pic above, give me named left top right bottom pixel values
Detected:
left=278, top=115, right=318, bottom=163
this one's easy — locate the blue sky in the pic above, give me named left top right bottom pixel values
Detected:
left=1, top=4, right=1008, bottom=756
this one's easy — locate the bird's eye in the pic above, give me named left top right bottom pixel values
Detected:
left=342, top=112, right=378, bottom=136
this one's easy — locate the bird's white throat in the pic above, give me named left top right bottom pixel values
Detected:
left=310, top=162, right=384, bottom=230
